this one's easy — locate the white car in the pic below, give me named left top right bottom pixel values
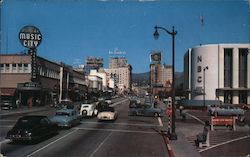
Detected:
left=80, top=100, right=98, bottom=117
left=97, top=107, right=118, bottom=121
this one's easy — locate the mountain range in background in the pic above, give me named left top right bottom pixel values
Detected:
left=132, top=71, right=183, bottom=86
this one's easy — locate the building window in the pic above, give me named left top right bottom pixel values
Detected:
left=24, top=64, right=29, bottom=72
left=12, top=64, right=17, bottom=72
left=224, top=91, right=232, bottom=104
left=224, top=48, right=233, bottom=88
left=5, top=64, right=10, bottom=72
left=18, top=64, right=23, bottom=72
left=239, top=91, right=247, bottom=104
left=0, top=64, right=4, bottom=72
left=239, top=48, right=248, bottom=88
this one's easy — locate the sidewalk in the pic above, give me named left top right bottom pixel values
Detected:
left=0, top=105, right=50, bottom=117
left=157, top=100, right=202, bottom=157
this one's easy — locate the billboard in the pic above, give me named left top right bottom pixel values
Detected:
left=150, top=51, right=161, bottom=64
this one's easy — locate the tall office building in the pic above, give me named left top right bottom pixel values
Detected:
left=84, top=57, right=103, bottom=74
left=109, top=57, right=128, bottom=69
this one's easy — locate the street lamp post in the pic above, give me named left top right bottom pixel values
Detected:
left=203, top=66, right=208, bottom=111
left=153, top=25, right=177, bottom=140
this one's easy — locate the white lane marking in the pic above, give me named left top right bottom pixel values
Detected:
left=199, top=135, right=250, bottom=153
left=26, top=129, right=78, bottom=157
left=185, top=112, right=205, bottom=125
left=110, top=99, right=128, bottom=107
left=89, top=132, right=113, bottom=157
left=80, top=121, right=160, bottom=127
left=0, top=139, right=10, bottom=145
left=157, top=117, right=163, bottom=127
left=75, top=127, right=158, bottom=134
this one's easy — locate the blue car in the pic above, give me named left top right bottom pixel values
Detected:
left=50, top=108, right=81, bottom=128
left=128, top=103, right=163, bottom=117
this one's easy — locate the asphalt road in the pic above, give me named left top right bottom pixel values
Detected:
left=0, top=98, right=169, bottom=157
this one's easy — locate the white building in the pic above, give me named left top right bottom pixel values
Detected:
left=105, top=66, right=132, bottom=91
left=184, top=44, right=250, bottom=105
left=89, top=69, right=108, bottom=90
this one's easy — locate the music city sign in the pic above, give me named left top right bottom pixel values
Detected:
left=19, top=25, right=42, bottom=48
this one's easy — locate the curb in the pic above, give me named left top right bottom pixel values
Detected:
left=161, top=132, right=175, bottom=157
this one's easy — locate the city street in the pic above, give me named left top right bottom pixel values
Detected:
left=0, top=98, right=169, bottom=157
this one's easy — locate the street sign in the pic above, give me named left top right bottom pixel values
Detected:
left=19, top=25, right=42, bottom=48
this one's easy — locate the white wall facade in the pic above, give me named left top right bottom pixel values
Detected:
left=184, top=43, right=250, bottom=104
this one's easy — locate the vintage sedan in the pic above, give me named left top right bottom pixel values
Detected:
left=212, top=104, right=245, bottom=116
left=6, top=115, right=58, bottom=143
left=80, top=100, right=98, bottom=117
left=50, top=108, right=81, bottom=128
left=97, top=107, right=118, bottom=121
left=128, top=103, right=163, bottom=117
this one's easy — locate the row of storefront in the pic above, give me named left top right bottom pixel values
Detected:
left=0, top=54, right=87, bottom=108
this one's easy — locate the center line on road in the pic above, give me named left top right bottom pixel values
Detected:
left=89, top=132, right=113, bottom=157
left=26, top=129, right=78, bottom=157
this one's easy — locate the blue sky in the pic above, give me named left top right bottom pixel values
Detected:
left=1, top=0, right=249, bottom=73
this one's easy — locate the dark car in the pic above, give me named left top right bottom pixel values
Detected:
left=6, top=115, right=58, bottom=143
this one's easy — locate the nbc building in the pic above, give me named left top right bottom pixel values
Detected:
left=184, top=44, right=250, bottom=105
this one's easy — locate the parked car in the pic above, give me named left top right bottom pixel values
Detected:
left=211, top=103, right=245, bottom=116
left=237, top=103, right=250, bottom=110
left=207, top=104, right=221, bottom=116
left=80, top=100, right=98, bottom=117
left=97, top=107, right=118, bottom=121
left=6, top=115, right=58, bottom=143
left=50, top=108, right=81, bottom=128
left=128, top=103, right=163, bottom=117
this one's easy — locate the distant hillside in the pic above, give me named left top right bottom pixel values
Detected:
left=132, top=72, right=150, bottom=86
left=132, top=71, right=183, bottom=86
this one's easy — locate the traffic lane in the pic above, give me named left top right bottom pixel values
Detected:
left=112, top=98, right=162, bottom=127
left=1, top=122, right=108, bottom=157
left=91, top=131, right=168, bottom=157
left=0, top=108, right=56, bottom=142
left=200, top=137, right=250, bottom=157
left=20, top=128, right=168, bottom=157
